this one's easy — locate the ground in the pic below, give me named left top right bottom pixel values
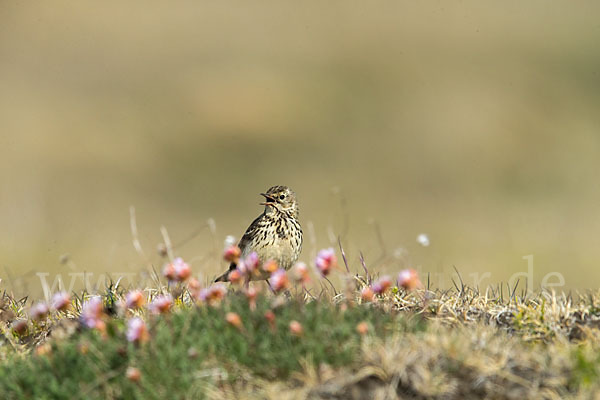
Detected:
left=1, top=264, right=600, bottom=399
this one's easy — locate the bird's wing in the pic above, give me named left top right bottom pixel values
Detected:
left=237, top=213, right=265, bottom=255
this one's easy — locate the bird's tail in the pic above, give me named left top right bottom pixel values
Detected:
left=214, top=263, right=236, bottom=282
left=214, top=271, right=229, bottom=283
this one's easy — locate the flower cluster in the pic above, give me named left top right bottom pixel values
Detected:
left=223, top=245, right=241, bottom=263
left=289, top=320, right=303, bottom=336
left=225, top=312, right=243, bottom=331
left=291, top=262, right=310, bottom=284
left=315, top=248, right=337, bottom=276
left=125, top=290, right=145, bottom=310
left=20, top=244, right=426, bottom=375
left=51, top=292, right=72, bottom=312
left=27, top=292, right=72, bottom=326
left=197, top=283, right=228, bottom=305
left=80, top=296, right=106, bottom=333
left=264, top=310, right=276, bottom=331
left=163, top=257, right=192, bottom=283
left=126, top=367, right=141, bottom=382
left=360, top=270, right=422, bottom=303
left=126, top=317, right=149, bottom=344
left=29, top=302, right=49, bottom=321
left=262, top=260, right=279, bottom=274
left=372, top=275, right=392, bottom=295
left=398, top=268, right=421, bottom=290
left=240, top=252, right=260, bottom=276
left=361, top=286, right=375, bottom=302
left=245, top=286, right=259, bottom=310
left=269, top=269, right=289, bottom=292
left=149, top=294, right=173, bottom=315
left=11, top=319, right=28, bottom=335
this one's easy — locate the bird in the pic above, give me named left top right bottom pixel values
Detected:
left=215, top=185, right=303, bottom=282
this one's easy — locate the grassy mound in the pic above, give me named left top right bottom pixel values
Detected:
left=0, top=292, right=415, bottom=399
left=2, top=274, right=600, bottom=398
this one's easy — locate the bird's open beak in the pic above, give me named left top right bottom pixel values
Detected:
left=260, top=193, right=276, bottom=206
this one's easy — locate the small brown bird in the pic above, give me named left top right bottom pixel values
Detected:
left=215, top=185, right=303, bottom=282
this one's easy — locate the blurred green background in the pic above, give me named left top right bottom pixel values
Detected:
left=1, top=1, right=600, bottom=297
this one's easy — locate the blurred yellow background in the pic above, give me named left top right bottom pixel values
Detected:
left=1, top=1, right=600, bottom=297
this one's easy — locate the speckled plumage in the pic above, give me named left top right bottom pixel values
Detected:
left=215, top=186, right=303, bottom=282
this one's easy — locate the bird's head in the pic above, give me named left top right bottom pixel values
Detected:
left=260, top=185, right=298, bottom=218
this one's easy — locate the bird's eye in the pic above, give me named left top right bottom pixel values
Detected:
left=279, top=194, right=285, bottom=200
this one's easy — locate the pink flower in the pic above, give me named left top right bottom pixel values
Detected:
left=173, top=258, right=192, bottom=281
left=360, top=286, right=375, bottom=302
left=269, top=269, right=289, bottom=292
left=244, top=252, right=260, bottom=275
left=94, top=319, right=107, bottom=335
left=35, top=343, right=52, bottom=356
left=51, top=292, right=71, bottom=312
left=80, top=296, right=104, bottom=329
left=223, top=245, right=241, bottom=263
left=398, top=269, right=421, bottom=290
left=210, top=283, right=228, bottom=301
left=163, top=258, right=192, bottom=282
left=225, top=312, right=243, bottom=331
left=126, top=317, right=149, bottom=344
left=245, top=286, right=258, bottom=310
left=235, top=259, right=248, bottom=276
left=228, top=269, right=243, bottom=284
left=372, top=275, right=392, bottom=295
left=264, top=310, right=276, bottom=331
left=245, top=286, right=258, bottom=301
left=149, top=294, right=173, bottom=314
left=356, top=321, right=369, bottom=335
left=188, top=278, right=202, bottom=300
left=199, top=283, right=228, bottom=305
left=162, top=262, right=176, bottom=281
left=292, top=262, right=310, bottom=284
left=188, top=278, right=201, bottom=292
left=126, top=366, right=141, bottom=382
left=197, top=288, right=210, bottom=302
left=289, top=320, right=303, bottom=336
left=125, top=290, right=145, bottom=309
left=315, top=248, right=337, bottom=276
left=11, top=319, right=28, bottom=335
left=30, top=302, right=49, bottom=321
left=262, top=260, right=279, bottom=274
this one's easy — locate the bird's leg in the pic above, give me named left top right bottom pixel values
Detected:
left=266, top=279, right=275, bottom=294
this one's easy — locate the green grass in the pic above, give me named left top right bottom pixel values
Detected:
left=0, top=293, right=416, bottom=400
